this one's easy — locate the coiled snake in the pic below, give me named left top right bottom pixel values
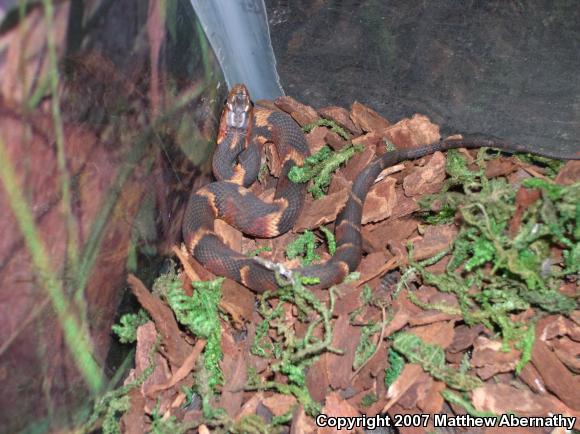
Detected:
left=183, top=84, right=578, bottom=293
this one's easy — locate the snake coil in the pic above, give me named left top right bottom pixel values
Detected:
left=183, top=84, right=579, bottom=293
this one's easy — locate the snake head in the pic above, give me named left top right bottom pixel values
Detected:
left=225, top=84, right=253, bottom=130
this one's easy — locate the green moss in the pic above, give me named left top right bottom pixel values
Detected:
left=384, top=348, right=405, bottom=387
left=112, top=310, right=150, bottom=344
left=289, top=144, right=363, bottom=198
left=392, top=333, right=482, bottom=391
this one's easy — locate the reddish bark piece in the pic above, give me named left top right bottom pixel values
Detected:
left=402, top=152, right=446, bottom=196
left=290, top=405, right=317, bottom=434
left=358, top=251, right=391, bottom=283
left=396, top=371, right=433, bottom=411
left=382, top=307, right=411, bottom=338
left=350, top=101, right=391, bottom=134
left=555, top=160, right=580, bottom=184
left=127, top=274, right=192, bottom=368
left=362, top=217, right=419, bottom=253
left=274, top=96, right=319, bottom=127
left=485, top=157, right=518, bottom=178
left=352, top=131, right=382, bottom=150
left=133, top=322, right=174, bottom=415
left=411, top=321, right=456, bottom=349
left=518, top=362, right=547, bottom=394
left=327, top=315, right=360, bottom=389
left=318, top=106, right=362, bottom=135
left=340, top=146, right=376, bottom=182
left=553, top=336, right=580, bottom=373
left=327, top=171, right=352, bottom=195
left=219, top=338, right=248, bottom=416
left=262, top=394, right=298, bottom=417
left=325, top=130, right=349, bottom=151
left=411, top=224, right=458, bottom=261
left=148, top=339, right=205, bottom=396
left=472, top=383, right=580, bottom=428
left=362, top=177, right=397, bottom=224
left=390, top=187, right=420, bottom=219
left=306, top=352, right=332, bottom=402
left=236, top=392, right=264, bottom=420
left=383, top=364, right=424, bottom=413
left=416, top=380, right=446, bottom=414
left=537, top=315, right=580, bottom=341
left=318, top=392, right=360, bottom=434
left=294, top=188, right=349, bottom=231
left=448, top=324, right=484, bottom=353
left=408, top=310, right=461, bottom=326
left=471, top=337, right=521, bottom=380
left=383, top=114, right=440, bottom=149
left=220, top=279, right=255, bottom=326
left=507, top=167, right=533, bottom=187
left=509, top=186, right=541, bottom=236
left=306, top=127, right=328, bottom=154
left=120, top=388, right=148, bottom=434
left=332, top=283, right=363, bottom=317
left=532, top=339, right=580, bottom=410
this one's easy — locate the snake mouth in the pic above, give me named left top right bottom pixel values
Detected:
left=225, top=84, right=253, bottom=129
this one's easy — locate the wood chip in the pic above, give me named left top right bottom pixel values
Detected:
left=402, top=152, right=446, bottom=196
left=147, top=339, right=206, bottom=396
left=340, top=146, right=375, bottom=182
left=362, top=217, right=419, bottom=253
left=274, top=96, right=319, bottom=127
left=127, top=274, right=192, bottom=368
left=448, top=324, right=485, bottom=353
left=305, top=127, right=328, bottom=154
left=532, top=339, right=580, bottom=409
left=262, top=394, right=298, bottom=417
left=325, top=130, right=349, bottom=151
left=472, top=337, right=521, bottom=380
left=327, top=315, right=360, bottom=389
left=350, top=101, right=391, bottom=134
left=290, top=405, right=317, bottom=434
left=555, top=160, right=580, bottom=185
left=318, top=393, right=360, bottom=433
left=294, top=189, right=349, bottom=231
left=508, top=186, right=541, bottom=236
left=318, top=106, right=362, bottom=135
left=362, top=177, right=397, bottom=224
left=384, top=114, right=440, bottom=149
left=472, top=383, right=580, bottom=428
left=411, top=321, right=456, bottom=349
left=411, top=224, right=458, bottom=261
left=485, top=157, right=518, bottom=178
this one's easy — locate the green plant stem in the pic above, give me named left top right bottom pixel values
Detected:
left=0, top=136, right=104, bottom=393
left=42, top=0, right=80, bottom=284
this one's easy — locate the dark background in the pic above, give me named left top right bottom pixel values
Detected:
left=265, top=0, right=580, bottom=157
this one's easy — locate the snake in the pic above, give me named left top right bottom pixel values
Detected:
left=182, top=84, right=579, bottom=293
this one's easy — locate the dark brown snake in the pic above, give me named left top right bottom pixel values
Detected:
left=183, top=84, right=579, bottom=293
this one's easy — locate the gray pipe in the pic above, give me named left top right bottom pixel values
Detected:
left=190, top=0, right=284, bottom=100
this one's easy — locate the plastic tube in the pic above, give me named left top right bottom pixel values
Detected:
left=190, top=0, right=284, bottom=100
